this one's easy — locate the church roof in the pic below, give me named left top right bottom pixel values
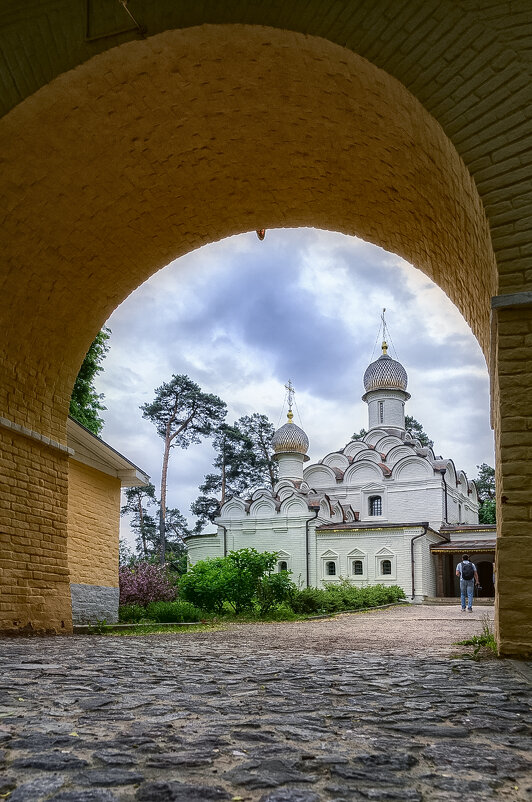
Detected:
left=363, top=353, right=408, bottom=392
left=272, top=418, right=309, bottom=455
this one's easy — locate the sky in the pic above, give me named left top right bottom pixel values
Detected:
left=95, top=228, right=495, bottom=549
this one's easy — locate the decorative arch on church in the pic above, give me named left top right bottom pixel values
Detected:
left=320, top=452, right=350, bottom=470
left=352, top=448, right=382, bottom=464
left=393, top=456, right=434, bottom=481
left=343, top=441, right=368, bottom=459
left=303, top=464, right=338, bottom=487
left=343, top=461, right=383, bottom=485
left=385, top=444, right=420, bottom=467
left=219, top=498, right=246, bottom=519
left=279, top=495, right=310, bottom=517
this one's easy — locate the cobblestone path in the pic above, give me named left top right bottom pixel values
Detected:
left=0, top=607, right=530, bottom=802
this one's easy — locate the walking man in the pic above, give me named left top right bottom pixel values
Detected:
left=456, top=554, right=479, bottom=612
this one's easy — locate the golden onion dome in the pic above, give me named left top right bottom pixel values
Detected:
left=363, top=341, right=408, bottom=392
left=272, top=411, right=309, bottom=455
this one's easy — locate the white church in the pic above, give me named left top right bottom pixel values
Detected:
left=186, top=340, right=496, bottom=601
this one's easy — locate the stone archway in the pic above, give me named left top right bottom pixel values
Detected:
left=0, top=23, right=530, bottom=655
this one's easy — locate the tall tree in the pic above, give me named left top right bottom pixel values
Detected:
left=191, top=414, right=277, bottom=531
left=405, top=415, right=433, bottom=448
left=120, top=483, right=158, bottom=558
left=69, top=327, right=110, bottom=435
left=141, top=375, right=226, bottom=564
left=238, top=413, right=277, bottom=491
left=475, top=462, right=496, bottom=524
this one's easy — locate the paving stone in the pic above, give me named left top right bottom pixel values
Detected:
left=78, top=769, right=145, bottom=786
left=50, top=792, right=119, bottom=801
left=11, top=753, right=89, bottom=770
left=1, top=628, right=530, bottom=802
left=135, top=781, right=232, bottom=800
left=7, top=774, right=65, bottom=801
left=259, top=790, right=322, bottom=802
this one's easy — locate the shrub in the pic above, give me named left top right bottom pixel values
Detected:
left=118, top=603, right=146, bottom=623
left=256, top=571, right=297, bottom=616
left=119, top=561, right=177, bottom=606
left=180, top=549, right=281, bottom=614
left=145, top=600, right=204, bottom=623
left=289, top=583, right=405, bottom=615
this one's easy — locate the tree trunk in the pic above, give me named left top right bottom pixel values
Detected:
left=137, top=495, right=148, bottom=557
left=159, top=432, right=171, bottom=565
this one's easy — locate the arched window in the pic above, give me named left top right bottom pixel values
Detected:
left=352, top=560, right=363, bottom=576
left=381, top=559, right=392, bottom=575
left=369, top=495, right=382, bottom=516
left=378, top=401, right=384, bottom=424
left=278, top=561, right=288, bottom=572
left=326, top=561, right=337, bottom=576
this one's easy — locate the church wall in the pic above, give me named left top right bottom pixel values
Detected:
left=186, top=534, right=224, bottom=565
left=315, top=526, right=426, bottom=597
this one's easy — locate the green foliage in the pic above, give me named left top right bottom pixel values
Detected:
left=475, top=463, right=496, bottom=524
left=145, top=600, right=204, bottom=623
left=140, top=374, right=227, bottom=447
left=350, top=428, right=368, bottom=441
left=289, top=582, right=406, bottom=615
left=69, top=327, right=110, bottom=435
left=454, top=615, right=498, bottom=660
left=478, top=497, right=496, bottom=524
left=405, top=415, right=433, bottom=448
left=192, top=414, right=277, bottom=531
left=255, top=571, right=296, bottom=616
left=141, top=373, right=226, bottom=563
left=121, top=483, right=158, bottom=558
left=180, top=549, right=290, bottom=615
left=179, top=557, right=234, bottom=613
left=118, top=603, right=146, bottom=623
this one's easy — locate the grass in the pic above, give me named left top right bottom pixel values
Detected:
left=452, top=614, right=498, bottom=660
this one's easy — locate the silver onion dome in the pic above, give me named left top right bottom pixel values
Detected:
left=363, top=351, right=408, bottom=392
left=272, top=413, right=309, bottom=455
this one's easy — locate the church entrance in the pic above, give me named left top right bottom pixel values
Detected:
left=476, top=561, right=495, bottom=599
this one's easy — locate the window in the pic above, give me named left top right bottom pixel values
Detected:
left=326, top=561, right=337, bottom=576
left=379, top=401, right=384, bottom=424
left=278, top=561, right=288, bottom=572
left=458, top=503, right=462, bottom=523
left=352, top=560, right=363, bottom=576
left=369, top=495, right=382, bottom=516
left=381, top=559, right=392, bottom=575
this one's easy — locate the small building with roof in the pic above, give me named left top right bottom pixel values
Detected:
left=67, top=416, right=149, bottom=624
left=186, top=342, right=495, bottom=601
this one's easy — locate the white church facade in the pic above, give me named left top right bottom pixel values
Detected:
left=186, top=343, right=496, bottom=601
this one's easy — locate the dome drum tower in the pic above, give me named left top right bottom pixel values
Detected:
left=362, top=341, right=410, bottom=436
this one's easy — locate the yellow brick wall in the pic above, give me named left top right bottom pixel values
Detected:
left=0, top=428, right=72, bottom=634
left=494, top=306, right=532, bottom=657
left=67, top=460, right=120, bottom=588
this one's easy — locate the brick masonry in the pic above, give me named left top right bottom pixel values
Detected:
left=0, top=13, right=530, bottom=652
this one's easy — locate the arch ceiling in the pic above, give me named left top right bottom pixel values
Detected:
left=1, top=24, right=496, bottom=441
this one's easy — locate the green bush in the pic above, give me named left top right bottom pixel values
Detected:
left=180, top=549, right=282, bottom=614
left=289, top=583, right=406, bottom=615
left=118, top=603, right=147, bottom=623
left=145, top=600, right=204, bottom=623
left=256, top=571, right=297, bottom=616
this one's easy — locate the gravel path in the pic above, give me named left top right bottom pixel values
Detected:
left=180, top=603, right=497, bottom=658
left=0, top=604, right=530, bottom=802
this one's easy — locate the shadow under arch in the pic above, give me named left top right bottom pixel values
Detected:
left=0, top=24, right=506, bottom=642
